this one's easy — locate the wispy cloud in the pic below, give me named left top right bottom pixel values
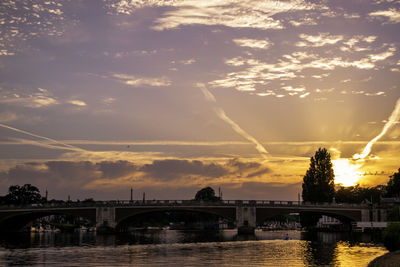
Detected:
left=113, top=74, right=171, bottom=87
left=0, top=123, right=85, bottom=152
left=211, top=41, right=395, bottom=97
left=198, top=83, right=270, bottom=159
left=179, top=58, right=196, bottom=65
left=354, top=98, right=400, bottom=160
left=0, top=1, right=69, bottom=56
left=68, top=100, right=87, bottom=106
left=288, top=17, right=317, bottom=27
left=299, top=92, right=310, bottom=98
left=0, top=88, right=58, bottom=108
left=296, top=33, right=343, bottom=47
left=106, top=0, right=323, bottom=30
left=233, top=38, right=272, bottom=50
left=369, top=8, right=400, bottom=23
left=369, top=47, right=396, bottom=61
left=0, top=112, right=19, bottom=123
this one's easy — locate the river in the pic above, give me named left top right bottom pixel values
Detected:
left=0, top=230, right=387, bottom=266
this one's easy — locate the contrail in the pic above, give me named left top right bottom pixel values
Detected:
left=197, top=83, right=270, bottom=159
left=0, top=123, right=85, bottom=152
left=353, top=97, right=400, bottom=160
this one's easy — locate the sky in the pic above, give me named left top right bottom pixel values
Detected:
left=0, top=0, right=399, bottom=201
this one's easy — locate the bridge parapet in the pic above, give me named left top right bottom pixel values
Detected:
left=0, top=199, right=372, bottom=210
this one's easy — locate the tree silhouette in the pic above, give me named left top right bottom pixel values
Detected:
left=335, top=184, right=385, bottom=204
left=386, top=168, right=400, bottom=198
left=302, top=148, right=335, bottom=203
left=3, top=184, right=42, bottom=205
left=194, top=187, right=220, bottom=201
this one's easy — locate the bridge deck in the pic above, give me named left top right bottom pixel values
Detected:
left=0, top=200, right=370, bottom=211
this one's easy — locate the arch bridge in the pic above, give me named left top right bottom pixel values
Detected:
left=0, top=200, right=386, bottom=233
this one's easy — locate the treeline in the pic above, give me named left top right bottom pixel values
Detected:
left=0, top=184, right=44, bottom=205
left=302, top=148, right=400, bottom=205
left=334, top=167, right=400, bottom=204
left=0, top=184, right=221, bottom=206
left=335, top=185, right=386, bottom=204
left=0, top=184, right=95, bottom=206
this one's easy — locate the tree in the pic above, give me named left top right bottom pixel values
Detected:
left=3, top=184, right=42, bottom=205
left=387, top=205, right=400, bottom=221
left=82, top=198, right=95, bottom=203
left=194, top=187, right=220, bottom=202
left=302, top=148, right=335, bottom=203
left=386, top=168, right=400, bottom=197
left=335, top=185, right=385, bottom=204
left=383, top=223, right=400, bottom=252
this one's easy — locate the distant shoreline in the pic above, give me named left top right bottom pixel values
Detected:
left=368, top=251, right=400, bottom=267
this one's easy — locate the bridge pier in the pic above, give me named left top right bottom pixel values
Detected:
left=96, top=207, right=117, bottom=233
left=236, top=204, right=256, bottom=235
left=361, top=207, right=387, bottom=222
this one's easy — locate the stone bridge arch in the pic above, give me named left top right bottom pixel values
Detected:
left=0, top=208, right=97, bottom=232
left=256, top=207, right=362, bottom=226
left=114, top=206, right=236, bottom=230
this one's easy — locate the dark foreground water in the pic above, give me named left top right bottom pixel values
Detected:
left=0, top=230, right=387, bottom=266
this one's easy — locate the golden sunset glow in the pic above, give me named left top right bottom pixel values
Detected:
left=332, top=158, right=363, bottom=187
left=0, top=0, right=399, bottom=200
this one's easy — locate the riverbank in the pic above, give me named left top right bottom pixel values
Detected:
left=368, top=250, right=400, bottom=267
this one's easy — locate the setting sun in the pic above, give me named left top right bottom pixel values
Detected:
left=332, top=158, right=363, bottom=186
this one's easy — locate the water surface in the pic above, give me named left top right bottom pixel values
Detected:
left=0, top=230, right=387, bottom=266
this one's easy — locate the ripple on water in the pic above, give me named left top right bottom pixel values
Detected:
left=0, top=231, right=387, bottom=266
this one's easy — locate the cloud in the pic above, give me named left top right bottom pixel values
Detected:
left=26, top=139, right=251, bottom=147
left=369, top=47, right=396, bottom=61
left=211, top=43, right=395, bottom=97
left=353, top=98, right=400, bottom=160
left=1, top=139, right=399, bottom=198
left=96, top=160, right=137, bottom=179
left=106, top=0, right=323, bottom=30
left=288, top=17, right=317, bottom=27
left=0, top=88, right=58, bottom=108
left=227, top=158, right=261, bottom=172
left=340, top=35, right=377, bottom=52
left=221, top=182, right=301, bottom=200
left=0, top=112, right=19, bottom=123
left=0, top=161, right=99, bottom=193
left=140, top=159, right=228, bottom=180
left=246, top=168, right=272, bottom=178
left=0, top=157, right=275, bottom=198
left=365, top=91, right=385, bottom=96
left=68, top=100, right=87, bottom=106
left=0, top=123, right=85, bottom=152
left=369, top=8, right=400, bottom=23
left=0, top=1, right=69, bottom=55
left=224, top=57, right=246, bottom=67
left=198, top=83, right=270, bottom=159
left=179, top=58, right=196, bottom=65
left=113, top=74, right=171, bottom=87
left=296, top=33, right=343, bottom=47
left=282, top=86, right=305, bottom=92
left=0, top=50, right=15, bottom=56
left=343, top=13, right=360, bottom=19
left=102, top=97, right=116, bottom=105
left=299, top=92, right=310, bottom=98
left=233, top=38, right=272, bottom=50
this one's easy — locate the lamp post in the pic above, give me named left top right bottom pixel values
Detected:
left=130, top=187, right=133, bottom=203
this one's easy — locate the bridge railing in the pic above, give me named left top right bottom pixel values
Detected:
left=0, top=199, right=370, bottom=210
